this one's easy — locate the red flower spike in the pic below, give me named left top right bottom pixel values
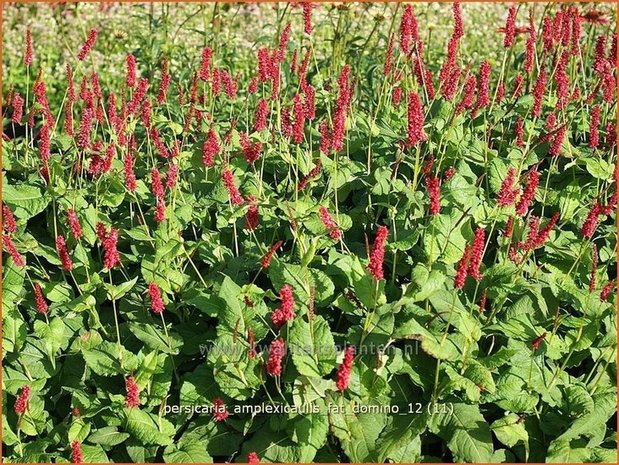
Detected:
left=77, top=108, right=94, bottom=149
left=532, top=69, right=546, bottom=117
left=503, top=6, right=517, bottom=48
left=496, top=80, right=505, bottom=102
left=25, top=29, right=33, bottom=66
left=266, top=338, right=286, bottom=376
left=384, top=34, right=394, bottom=76
left=456, top=75, right=476, bottom=114
left=497, top=167, right=520, bottom=207
left=302, top=2, right=313, bottom=35
left=240, top=133, right=262, bottom=165
left=127, top=78, right=149, bottom=114
left=102, top=227, right=121, bottom=269
left=148, top=282, right=165, bottom=314
left=248, top=452, right=260, bottom=464
left=247, top=328, right=257, bottom=359
left=454, top=244, right=471, bottom=290
left=531, top=332, right=547, bottom=352
left=512, top=74, right=524, bottom=100
left=336, top=346, right=355, bottom=392
left=319, top=207, right=341, bottom=239
left=594, top=36, right=608, bottom=74
left=303, top=84, right=316, bottom=120
left=392, top=86, right=403, bottom=106
left=56, top=235, right=73, bottom=271
left=589, top=243, right=598, bottom=293
left=67, top=209, right=82, bottom=240
left=449, top=2, right=463, bottom=37
left=515, top=117, right=525, bottom=147
left=319, top=121, right=332, bottom=155
left=14, top=385, right=31, bottom=414
left=399, top=5, right=418, bottom=55
left=245, top=196, right=259, bottom=231
left=600, top=280, right=615, bottom=301
left=211, top=398, right=228, bottom=421
left=524, top=10, right=536, bottom=73
left=151, top=168, right=165, bottom=200
left=11, top=92, right=23, bottom=124
left=199, top=47, right=212, bottom=81
left=406, top=91, right=426, bottom=146
left=292, top=94, right=305, bottom=144
left=154, top=199, right=166, bottom=224
left=222, top=169, right=244, bottom=206
left=534, top=212, right=559, bottom=248
left=158, top=58, right=171, bottom=105
left=126, top=54, right=137, bottom=88
left=474, top=61, right=491, bottom=111
left=367, top=225, right=389, bottom=281
left=271, top=285, right=295, bottom=329
left=3, top=204, right=17, bottom=233
left=468, top=227, right=485, bottom=281
left=515, top=170, right=539, bottom=216
left=426, top=176, right=441, bottom=215
left=125, top=375, right=140, bottom=408
left=33, top=282, right=48, bottom=314
left=478, top=289, right=487, bottom=314
left=124, top=153, right=137, bottom=192
left=554, top=51, right=570, bottom=109
left=202, top=128, right=220, bottom=168
left=261, top=241, right=282, bottom=269
left=254, top=98, right=269, bottom=132
left=77, top=28, right=98, bottom=61
left=443, top=166, right=456, bottom=181
left=71, top=441, right=83, bottom=464
left=166, top=162, right=179, bottom=191
left=581, top=203, right=602, bottom=239
left=521, top=216, right=541, bottom=250
left=589, top=105, right=600, bottom=149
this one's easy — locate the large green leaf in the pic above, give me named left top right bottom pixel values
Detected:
left=288, top=315, right=337, bottom=377
left=430, top=403, right=494, bottom=462
left=3, top=184, right=49, bottom=219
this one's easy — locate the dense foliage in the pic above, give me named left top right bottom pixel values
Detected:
left=2, top=2, right=617, bottom=463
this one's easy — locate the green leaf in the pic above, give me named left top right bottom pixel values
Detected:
left=555, top=388, right=616, bottom=442
left=68, top=420, right=92, bottom=443
left=410, top=264, right=446, bottom=301
left=288, top=316, right=336, bottom=377
left=104, top=276, right=138, bottom=300
left=377, top=414, right=427, bottom=462
left=217, top=276, right=246, bottom=333
left=163, top=440, right=212, bottom=463
left=3, top=183, right=49, bottom=219
left=80, top=444, right=110, bottom=463
left=81, top=342, right=123, bottom=376
left=289, top=412, right=329, bottom=462
left=269, top=260, right=335, bottom=305
left=491, top=414, right=529, bottom=458
left=328, top=396, right=387, bottom=462
left=584, top=157, right=613, bottom=180
left=131, top=322, right=183, bottom=354
left=34, top=317, right=68, bottom=360
left=430, top=403, right=494, bottom=462
left=424, top=211, right=469, bottom=265
left=88, top=426, right=131, bottom=447
left=2, top=259, right=25, bottom=314
left=121, top=408, right=175, bottom=446
left=463, top=359, right=496, bottom=394
left=546, top=438, right=590, bottom=463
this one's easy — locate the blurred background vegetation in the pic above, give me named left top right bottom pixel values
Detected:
left=4, top=2, right=613, bottom=109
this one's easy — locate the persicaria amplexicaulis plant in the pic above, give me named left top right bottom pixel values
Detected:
left=2, top=3, right=616, bottom=463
